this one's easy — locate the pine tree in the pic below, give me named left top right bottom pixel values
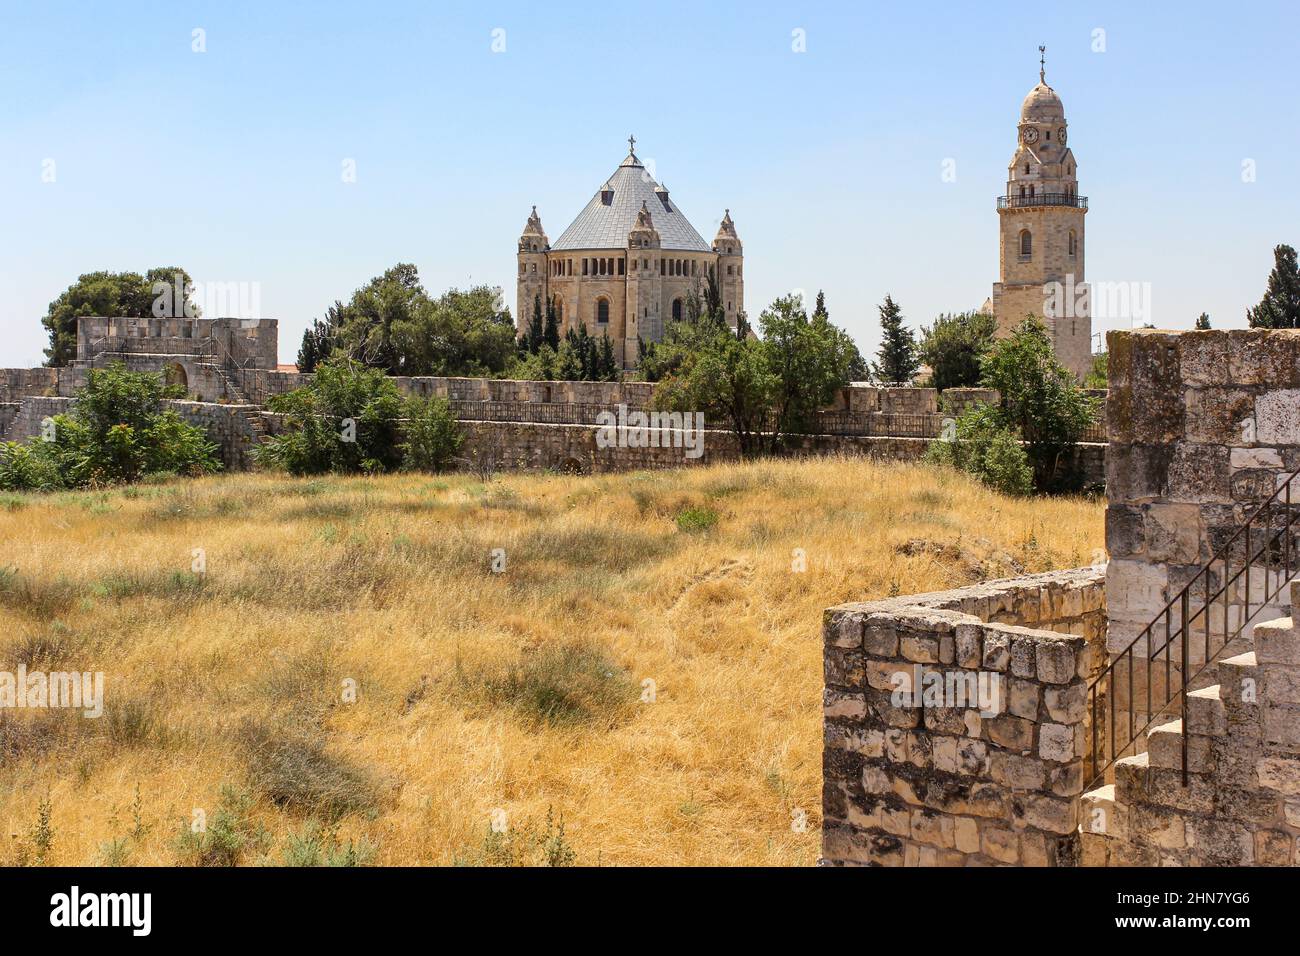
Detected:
left=871, top=294, right=919, bottom=385
left=1247, top=244, right=1300, bottom=329
left=1195, top=312, right=1211, bottom=330
left=812, top=290, right=828, bottom=323
left=525, top=294, right=545, bottom=353
left=597, top=332, right=618, bottom=381
left=544, top=297, right=561, bottom=351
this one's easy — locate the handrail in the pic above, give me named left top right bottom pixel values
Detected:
left=997, top=193, right=1088, bottom=210
left=1086, top=466, right=1300, bottom=789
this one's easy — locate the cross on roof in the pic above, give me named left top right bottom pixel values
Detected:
left=628, top=134, right=636, bottom=154
left=1039, top=45, right=1046, bottom=82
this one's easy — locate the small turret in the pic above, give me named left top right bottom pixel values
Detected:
left=517, top=206, right=549, bottom=331
left=713, top=210, right=744, bottom=332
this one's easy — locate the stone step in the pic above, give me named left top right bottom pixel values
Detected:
left=1185, top=685, right=1227, bottom=736
left=1080, top=784, right=1123, bottom=839
left=1146, top=718, right=1213, bottom=773
left=1254, top=616, right=1300, bottom=666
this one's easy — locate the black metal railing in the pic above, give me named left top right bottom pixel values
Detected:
left=997, top=194, right=1088, bottom=210
left=1086, top=467, right=1300, bottom=789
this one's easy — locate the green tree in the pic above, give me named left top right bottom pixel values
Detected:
left=325, top=265, right=516, bottom=376
left=41, top=268, right=197, bottom=367
left=918, top=311, right=997, bottom=392
left=653, top=293, right=855, bottom=455
left=523, top=294, right=545, bottom=354
left=1195, top=312, right=1212, bottom=330
left=977, top=317, right=1097, bottom=492
left=925, top=404, right=1033, bottom=497
left=1246, top=244, right=1300, bottom=328
left=1084, top=351, right=1108, bottom=389
left=0, top=363, right=219, bottom=490
left=871, top=295, right=919, bottom=385
left=401, top=395, right=465, bottom=473
left=811, top=290, right=868, bottom=380
left=258, top=357, right=405, bottom=475
left=297, top=303, right=343, bottom=373
left=543, top=297, right=560, bottom=352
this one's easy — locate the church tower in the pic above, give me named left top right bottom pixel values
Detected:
left=517, top=206, right=549, bottom=331
left=712, top=210, right=744, bottom=332
left=991, top=49, right=1090, bottom=379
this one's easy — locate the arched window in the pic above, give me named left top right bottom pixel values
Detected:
left=671, top=298, right=683, bottom=322
left=1068, top=230, right=1077, bottom=257
left=1019, top=230, right=1032, bottom=257
left=596, top=298, right=609, bottom=324
left=555, top=299, right=564, bottom=323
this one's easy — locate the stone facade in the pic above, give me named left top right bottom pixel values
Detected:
left=1106, top=329, right=1300, bottom=698
left=990, top=62, right=1091, bottom=380
left=822, top=568, right=1107, bottom=866
left=75, top=316, right=278, bottom=370
left=518, top=141, right=743, bottom=369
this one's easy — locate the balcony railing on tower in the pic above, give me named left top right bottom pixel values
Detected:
left=997, top=193, right=1088, bottom=210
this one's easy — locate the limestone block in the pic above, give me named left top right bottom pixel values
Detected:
left=1039, top=722, right=1077, bottom=762
left=979, top=824, right=1020, bottom=864
left=1166, top=442, right=1231, bottom=503
left=1183, top=388, right=1256, bottom=446
left=1255, top=618, right=1300, bottom=665
left=953, top=816, right=980, bottom=854
left=1256, top=390, right=1300, bottom=445
left=1018, top=794, right=1079, bottom=834
left=1106, top=558, right=1169, bottom=625
left=1143, top=503, right=1202, bottom=564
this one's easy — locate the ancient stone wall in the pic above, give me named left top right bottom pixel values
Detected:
left=821, top=567, right=1106, bottom=866
left=1106, top=329, right=1300, bottom=699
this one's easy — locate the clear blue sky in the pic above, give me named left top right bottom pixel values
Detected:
left=3, top=0, right=1298, bottom=367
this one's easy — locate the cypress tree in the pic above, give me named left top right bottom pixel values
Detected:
left=871, top=294, right=920, bottom=385
left=544, top=296, right=561, bottom=351
left=1247, top=244, right=1300, bottom=329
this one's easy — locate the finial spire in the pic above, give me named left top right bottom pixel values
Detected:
left=1039, top=45, right=1046, bottom=83
left=628, top=134, right=636, bottom=155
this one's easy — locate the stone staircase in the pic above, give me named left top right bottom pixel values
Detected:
left=1080, top=580, right=1300, bottom=866
left=211, top=365, right=268, bottom=449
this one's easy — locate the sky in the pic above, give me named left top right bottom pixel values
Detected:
left=2, top=0, right=1298, bottom=368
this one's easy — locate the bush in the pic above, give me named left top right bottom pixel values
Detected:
left=258, top=358, right=404, bottom=476
left=401, top=396, right=464, bottom=473
left=926, top=405, right=1033, bottom=497
left=0, top=364, right=219, bottom=492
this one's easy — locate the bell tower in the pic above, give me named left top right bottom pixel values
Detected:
left=517, top=205, right=549, bottom=334
left=991, top=48, right=1091, bottom=379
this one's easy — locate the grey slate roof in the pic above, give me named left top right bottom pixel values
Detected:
left=550, top=152, right=712, bottom=252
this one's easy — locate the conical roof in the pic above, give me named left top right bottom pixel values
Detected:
left=551, top=147, right=711, bottom=252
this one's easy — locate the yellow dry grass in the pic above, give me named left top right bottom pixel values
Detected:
left=0, top=455, right=1102, bottom=866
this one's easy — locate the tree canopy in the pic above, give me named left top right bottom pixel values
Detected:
left=41, top=268, right=197, bottom=367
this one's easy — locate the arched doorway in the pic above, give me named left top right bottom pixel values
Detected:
left=164, top=362, right=188, bottom=392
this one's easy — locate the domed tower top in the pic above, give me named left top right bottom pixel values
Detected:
left=713, top=209, right=742, bottom=255
left=518, top=205, right=548, bottom=252
left=1004, top=46, right=1080, bottom=202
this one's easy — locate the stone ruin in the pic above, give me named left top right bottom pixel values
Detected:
left=823, top=328, right=1300, bottom=866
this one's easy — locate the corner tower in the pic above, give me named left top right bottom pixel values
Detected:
left=991, top=49, right=1090, bottom=379
left=712, top=210, right=744, bottom=332
left=517, top=205, right=549, bottom=331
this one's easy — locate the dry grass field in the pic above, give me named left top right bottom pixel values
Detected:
left=0, top=456, right=1102, bottom=866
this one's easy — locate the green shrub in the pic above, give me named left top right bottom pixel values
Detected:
left=0, top=364, right=219, bottom=492
left=926, top=405, right=1033, bottom=497
left=257, top=358, right=404, bottom=476
left=675, top=505, right=719, bottom=533
left=279, top=821, right=377, bottom=867
left=401, top=395, right=464, bottom=472
left=175, top=785, right=266, bottom=867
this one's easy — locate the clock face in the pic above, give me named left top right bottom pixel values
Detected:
left=1058, top=127, right=1067, bottom=145
left=1022, top=126, right=1039, bottom=145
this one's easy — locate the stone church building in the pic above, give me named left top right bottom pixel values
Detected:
left=989, top=57, right=1092, bottom=379
left=517, top=139, right=743, bottom=369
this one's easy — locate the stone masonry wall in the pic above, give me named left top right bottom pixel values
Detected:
left=822, top=567, right=1106, bottom=866
left=1106, top=329, right=1300, bottom=728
